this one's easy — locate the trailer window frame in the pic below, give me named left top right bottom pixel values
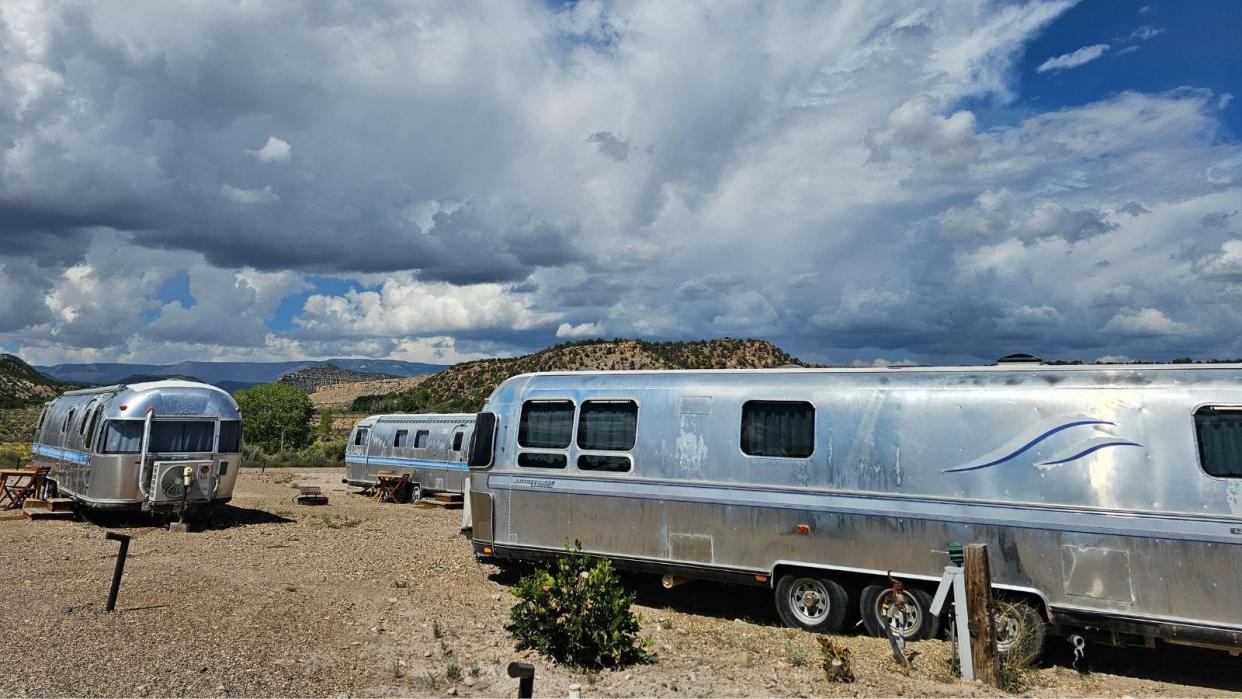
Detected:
left=394, top=429, right=409, bottom=448
left=739, top=399, right=816, bottom=459
left=353, top=427, right=369, bottom=447
left=575, top=399, right=639, bottom=474
left=83, top=405, right=104, bottom=451
left=452, top=431, right=465, bottom=451
left=1193, top=404, right=1242, bottom=479
left=62, top=408, right=75, bottom=434
left=517, top=399, right=576, bottom=470
left=413, top=429, right=430, bottom=449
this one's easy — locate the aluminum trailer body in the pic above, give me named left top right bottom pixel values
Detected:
left=468, top=364, right=1242, bottom=652
left=31, top=380, right=242, bottom=517
left=344, top=413, right=475, bottom=494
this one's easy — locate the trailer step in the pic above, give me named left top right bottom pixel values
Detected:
left=22, top=499, right=75, bottom=519
left=416, top=493, right=463, bottom=510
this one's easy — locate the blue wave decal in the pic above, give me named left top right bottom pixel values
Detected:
left=1037, top=440, right=1142, bottom=466
left=941, top=419, right=1113, bottom=474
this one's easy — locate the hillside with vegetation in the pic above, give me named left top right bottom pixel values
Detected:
left=0, top=354, right=64, bottom=409
left=276, top=363, right=397, bottom=393
left=352, top=338, right=807, bottom=414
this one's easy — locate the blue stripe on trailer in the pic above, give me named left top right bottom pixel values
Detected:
left=32, top=443, right=90, bottom=464
left=345, top=455, right=469, bottom=471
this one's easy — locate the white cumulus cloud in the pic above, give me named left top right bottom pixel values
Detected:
left=247, top=136, right=292, bottom=163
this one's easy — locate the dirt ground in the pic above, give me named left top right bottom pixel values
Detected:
left=1, top=468, right=1239, bottom=698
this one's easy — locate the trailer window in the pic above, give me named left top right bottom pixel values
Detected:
left=578, top=454, right=631, bottom=472
left=394, top=429, right=409, bottom=448
left=519, top=401, right=575, bottom=448
left=577, top=400, right=637, bottom=451
left=1195, top=406, right=1242, bottom=478
left=35, top=408, right=48, bottom=434
left=62, top=408, right=75, bottom=433
left=354, top=427, right=368, bottom=446
left=518, top=452, right=567, bottom=469
left=149, top=421, right=215, bottom=453
left=452, top=432, right=464, bottom=451
left=219, top=421, right=242, bottom=452
left=414, top=430, right=430, bottom=448
left=83, top=406, right=103, bottom=450
left=103, top=421, right=144, bottom=453
left=741, top=401, right=815, bottom=458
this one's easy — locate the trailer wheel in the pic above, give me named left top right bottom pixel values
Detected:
left=994, top=599, right=1046, bottom=666
left=775, top=574, right=848, bottom=632
left=859, top=584, right=940, bottom=641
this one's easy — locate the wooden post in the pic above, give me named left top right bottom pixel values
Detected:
left=964, top=543, right=999, bottom=686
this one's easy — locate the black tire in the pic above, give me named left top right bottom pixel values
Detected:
left=859, top=584, right=940, bottom=641
left=774, top=573, right=849, bottom=632
left=994, top=599, right=1047, bottom=666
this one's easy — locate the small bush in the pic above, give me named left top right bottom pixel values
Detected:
left=506, top=544, right=651, bottom=669
left=817, top=638, right=854, bottom=683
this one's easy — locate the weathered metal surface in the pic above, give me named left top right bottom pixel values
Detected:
left=30, top=380, right=241, bottom=513
left=470, top=364, right=1242, bottom=648
left=344, top=413, right=475, bottom=494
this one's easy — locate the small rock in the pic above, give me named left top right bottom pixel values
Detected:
left=463, top=677, right=476, bottom=687
left=350, top=641, right=361, bottom=646
left=61, top=606, right=73, bottom=614
left=424, top=651, right=433, bottom=657
left=447, top=688, right=457, bottom=696
left=491, top=594, right=502, bottom=601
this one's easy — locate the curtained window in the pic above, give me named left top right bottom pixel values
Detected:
left=218, top=421, right=242, bottom=452
left=103, top=421, right=144, bottom=453
left=394, top=429, right=408, bottom=448
left=149, top=421, right=215, bottom=453
left=414, top=430, right=429, bottom=448
left=1196, top=407, right=1242, bottom=478
left=577, top=400, right=638, bottom=451
left=741, top=401, right=815, bottom=458
left=518, top=401, right=574, bottom=448
left=354, top=428, right=368, bottom=446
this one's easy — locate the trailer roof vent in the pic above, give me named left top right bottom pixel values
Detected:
left=996, top=353, right=1043, bottom=364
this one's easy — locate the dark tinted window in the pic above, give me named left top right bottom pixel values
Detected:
left=518, top=401, right=574, bottom=448
left=354, top=427, right=368, bottom=446
left=62, top=408, right=75, bottom=433
left=452, top=432, right=464, bottom=451
left=1196, top=407, right=1242, bottom=477
left=219, top=421, right=242, bottom=452
left=394, top=429, right=409, bottom=448
left=103, top=421, right=144, bottom=453
left=149, top=421, right=215, bottom=453
left=414, top=430, right=430, bottom=448
left=468, top=413, right=497, bottom=468
left=518, top=452, right=567, bottom=469
left=577, top=400, right=637, bottom=451
left=578, top=454, right=631, bottom=472
left=741, top=401, right=815, bottom=458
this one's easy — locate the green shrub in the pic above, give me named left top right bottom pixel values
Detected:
left=240, top=438, right=346, bottom=469
left=506, top=545, right=652, bottom=669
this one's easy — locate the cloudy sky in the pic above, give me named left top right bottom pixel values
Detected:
left=1, top=0, right=1240, bottom=367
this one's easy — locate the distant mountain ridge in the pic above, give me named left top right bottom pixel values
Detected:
left=38, top=358, right=446, bottom=388
left=277, top=363, right=398, bottom=393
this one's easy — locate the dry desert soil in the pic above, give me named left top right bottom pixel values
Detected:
left=1, top=468, right=1239, bottom=698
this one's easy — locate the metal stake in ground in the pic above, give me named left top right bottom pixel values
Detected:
left=507, top=661, right=535, bottom=699
left=104, top=531, right=131, bottom=612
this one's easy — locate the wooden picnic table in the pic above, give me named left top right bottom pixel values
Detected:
left=372, top=470, right=411, bottom=503
left=0, top=466, right=49, bottom=510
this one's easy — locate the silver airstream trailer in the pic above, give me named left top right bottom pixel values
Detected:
left=344, top=413, right=475, bottom=496
left=31, top=380, right=242, bottom=521
left=468, top=364, right=1242, bottom=655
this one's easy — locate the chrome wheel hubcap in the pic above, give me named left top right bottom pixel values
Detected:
left=789, top=578, right=829, bottom=624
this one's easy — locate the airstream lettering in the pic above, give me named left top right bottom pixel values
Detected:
left=32, top=380, right=242, bottom=519
left=345, top=413, right=475, bottom=495
left=469, top=365, right=1242, bottom=654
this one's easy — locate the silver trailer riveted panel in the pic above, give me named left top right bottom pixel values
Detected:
left=344, top=413, right=475, bottom=494
left=468, top=364, right=1242, bottom=652
left=31, top=380, right=243, bottom=517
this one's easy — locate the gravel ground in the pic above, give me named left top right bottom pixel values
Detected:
left=1, top=468, right=1239, bottom=698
